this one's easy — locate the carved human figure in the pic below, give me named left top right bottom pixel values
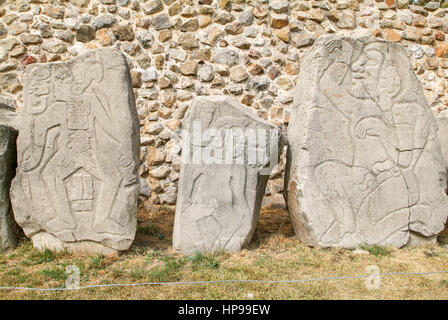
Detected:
left=0, top=98, right=19, bottom=252
left=286, top=36, right=448, bottom=247
left=174, top=96, right=282, bottom=254
left=181, top=120, right=252, bottom=251
left=11, top=48, right=140, bottom=253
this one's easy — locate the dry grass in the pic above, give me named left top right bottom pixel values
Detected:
left=1, top=205, right=448, bottom=300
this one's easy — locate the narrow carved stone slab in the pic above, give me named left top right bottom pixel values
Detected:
left=173, top=96, right=283, bottom=254
left=0, top=97, right=19, bottom=252
left=11, top=47, right=140, bottom=254
left=285, top=36, right=448, bottom=248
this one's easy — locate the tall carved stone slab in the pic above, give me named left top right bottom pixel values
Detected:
left=0, top=97, right=19, bottom=252
left=11, top=47, right=140, bottom=254
left=173, top=96, right=283, bottom=254
left=285, top=36, right=448, bottom=248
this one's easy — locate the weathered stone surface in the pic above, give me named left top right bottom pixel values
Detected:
left=285, top=36, right=448, bottom=248
left=0, top=96, right=18, bottom=252
left=0, top=73, right=22, bottom=93
left=436, top=114, right=448, bottom=171
left=11, top=47, right=140, bottom=254
left=173, top=96, right=283, bottom=254
left=76, top=25, right=95, bottom=43
left=112, top=24, right=135, bottom=41
left=0, top=0, right=446, bottom=227
left=213, top=49, right=239, bottom=66
left=151, top=13, right=173, bottom=30
left=143, top=0, right=164, bottom=15
left=269, top=0, right=289, bottom=13
left=137, top=31, right=155, bottom=49
left=230, top=65, right=248, bottom=82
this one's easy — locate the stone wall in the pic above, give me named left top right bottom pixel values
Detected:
left=0, top=0, right=447, bottom=208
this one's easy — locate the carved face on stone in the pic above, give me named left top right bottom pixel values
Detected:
left=350, top=45, right=385, bottom=99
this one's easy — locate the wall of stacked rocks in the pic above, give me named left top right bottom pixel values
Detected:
left=0, top=0, right=448, bottom=209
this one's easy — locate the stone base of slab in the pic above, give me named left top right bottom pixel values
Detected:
left=31, top=232, right=120, bottom=255
left=406, top=233, right=437, bottom=247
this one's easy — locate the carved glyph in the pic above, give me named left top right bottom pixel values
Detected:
left=285, top=36, right=448, bottom=247
left=11, top=47, right=140, bottom=254
left=173, top=96, right=283, bottom=254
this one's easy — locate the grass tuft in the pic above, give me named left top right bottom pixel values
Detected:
left=359, top=244, right=391, bottom=257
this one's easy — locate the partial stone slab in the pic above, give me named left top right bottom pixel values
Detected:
left=285, top=35, right=448, bottom=248
left=173, top=96, right=283, bottom=255
left=11, top=47, right=140, bottom=254
left=0, top=96, right=19, bottom=252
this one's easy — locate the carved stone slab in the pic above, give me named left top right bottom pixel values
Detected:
left=11, top=47, right=140, bottom=254
left=435, top=114, right=448, bottom=171
left=0, top=97, right=19, bottom=252
left=173, top=96, right=283, bottom=254
left=285, top=36, right=448, bottom=248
